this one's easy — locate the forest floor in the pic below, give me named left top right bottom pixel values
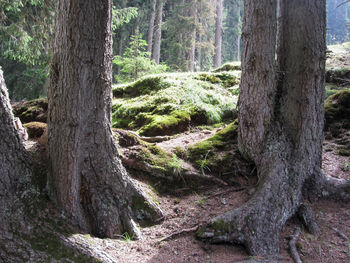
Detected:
left=23, top=126, right=350, bottom=263
left=12, top=42, right=350, bottom=263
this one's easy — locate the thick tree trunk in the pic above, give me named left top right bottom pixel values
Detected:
left=48, top=0, right=163, bottom=239
left=198, top=0, right=327, bottom=256
left=0, top=68, right=32, bottom=258
left=147, top=0, right=157, bottom=55
left=152, top=0, right=163, bottom=64
left=213, top=0, right=223, bottom=68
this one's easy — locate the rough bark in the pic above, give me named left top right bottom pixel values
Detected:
left=152, top=0, right=163, bottom=64
left=48, top=0, right=163, bottom=239
left=198, top=0, right=327, bottom=256
left=213, top=0, right=223, bottom=68
left=0, top=68, right=32, bottom=259
left=147, top=0, right=157, bottom=54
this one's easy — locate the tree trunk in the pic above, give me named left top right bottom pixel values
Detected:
left=152, top=0, right=163, bottom=64
left=198, top=0, right=327, bottom=255
left=48, top=0, right=163, bottom=239
left=147, top=0, right=157, bottom=55
left=213, top=0, right=223, bottom=68
left=189, top=0, right=197, bottom=72
left=0, top=68, right=32, bottom=257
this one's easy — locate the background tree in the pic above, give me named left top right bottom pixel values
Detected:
left=327, top=0, right=350, bottom=44
left=213, top=0, right=223, bottom=67
left=222, top=0, right=243, bottom=62
left=0, top=0, right=54, bottom=99
left=48, top=0, right=163, bottom=238
left=151, top=0, right=164, bottom=64
left=113, top=32, right=167, bottom=83
left=197, top=0, right=341, bottom=255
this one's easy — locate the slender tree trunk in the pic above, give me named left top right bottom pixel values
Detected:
left=189, top=0, right=197, bottom=72
left=0, top=68, right=32, bottom=258
left=198, top=0, right=327, bottom=255
left=236, top=35, right=240, bottom=61
left=147, top=0, right=157, bottom=55
left=48, top=0, right=163, bottom=238
left=152, top=0, right=163, bottom=64
left=213, top=0, right=223, bottom=68
left=236, top=1, right=241, bottom=61
left=197, top=34, right=202, bottom=71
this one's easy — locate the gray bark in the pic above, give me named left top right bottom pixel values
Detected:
left=0, top=68, right=32, bottom=258
left=152, top=0, right=163, bottom=64
left=147, top=0, right=157, bottom=54
left=189, top=0, right=197, bottom=72
left=198, top=0, right=327, bottom=255
left=48, top=0, right=163, bottom=238
left=213, top=0, right=223, bottom=68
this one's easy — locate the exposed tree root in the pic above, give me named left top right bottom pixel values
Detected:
left=308, top=173, right=350, bottom=201
left=288, top=227, right=302, bottom=263
left=297, top=204, right=320, bottom=235
left=329, top=226, right=349, bottom=241
left=158, top=225, right=199, bottom=242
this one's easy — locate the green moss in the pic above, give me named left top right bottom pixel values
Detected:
left=213, top=62, right=241, bottom=72
left=325, top=90, right=350, bottom=130
left=113, top=76, right=170, bottom=98
left=188, top=121, right=237, bottom=173
left=188, top=121, right=238, bottom=161
left=111, top=72, right=238, bottom=135
left=138, top=110, right=191, bottom=136
left=13, top=98, right=48, bottom=123
left=198, top=72, right=239, bottom=88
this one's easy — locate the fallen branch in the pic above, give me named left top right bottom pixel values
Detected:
left=330, top=226, right=349, bottom=241
left=289, top=227, right=302, bottom=263
left=158, top=225, right=199, bottom=242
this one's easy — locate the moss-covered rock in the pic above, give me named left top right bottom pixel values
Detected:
left=325, top=67, right=350, bottom=84
left=325, top=90, right=350, bottom=136
left=12, top=98, right=48, bottom=123
left=188, top=121, right=254, bottom=181
left=213, top=62, right=241, bottom=72
left=23, top=122, right=47, bottom=139
left=112, top=72, right=238, bottom=136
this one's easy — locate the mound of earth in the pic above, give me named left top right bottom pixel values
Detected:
left=12, top=98, right=47, bottom=123
left=111, top=71, right=240, bottom=136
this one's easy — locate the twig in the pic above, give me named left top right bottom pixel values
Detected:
left=158, top=225, right=199, bottom=242
left=330, top=226, right=349, bottom=241
left=289, top=227, right=302, bottom=263
left=337, top=0, right=350, bottom=8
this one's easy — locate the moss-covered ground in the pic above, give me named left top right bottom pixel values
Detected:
left=112, top=71, right=240, bottom=136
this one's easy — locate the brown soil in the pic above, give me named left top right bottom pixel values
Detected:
left=22, top=126, right=349, bottom=263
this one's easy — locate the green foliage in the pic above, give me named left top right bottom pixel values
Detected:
left=122, top=232, right=135, bottom=242
left=112, top=7, right=138, bottom=30
left=0, top=0, right=54, bottom=66
left=113, top=33, right=167, bottom=83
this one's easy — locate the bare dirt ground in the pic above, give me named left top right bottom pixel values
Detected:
left=43, top=126, right=349, bottom=263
